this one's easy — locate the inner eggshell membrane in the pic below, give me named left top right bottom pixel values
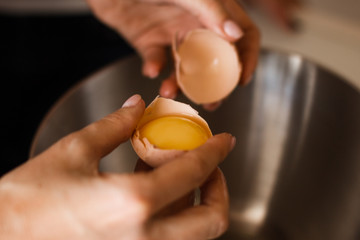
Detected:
left=131, top=97, right=212, bottom=166
left=175, top=29, right=241, bottom=104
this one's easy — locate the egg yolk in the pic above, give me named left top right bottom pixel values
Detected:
left=139, top=116, right=210, bottom=150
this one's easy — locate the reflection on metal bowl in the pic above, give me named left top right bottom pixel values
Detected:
left=31, top=50, right=360, bottom=240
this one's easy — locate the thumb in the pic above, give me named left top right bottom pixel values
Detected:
left=53, top=94, right=145, bottom=167
left=172, top=0, right=244, bottom=41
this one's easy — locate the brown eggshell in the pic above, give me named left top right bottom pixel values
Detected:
left=130, top=97, right=212, bottom=167
left=174, top=29, right=242, bottom=104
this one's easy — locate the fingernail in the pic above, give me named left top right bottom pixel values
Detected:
left=161, top=89, right=176, bottom=99
left=230, top=136, right=236, bottom=151
left=146, top=67, right=159, bottom=79
left=223, top=20, right=243, bottom=39
left=144, top=63, right=159, bottom=79
left=202, top=102, right=222, bottom=112
left=122, top=94, right=142, bottom=108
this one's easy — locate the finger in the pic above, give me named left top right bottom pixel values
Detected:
left=288, top=0, right=303, bottom=9
left=202, top=101, right=222, bottom=112
left=222, top=0, right=260, bottom=86
left=237, top=27, right=260, bottom=86
left=159, top=72, right=179, bottom=99
left=200, top=168, right=229, bottom=213
left=258, top=0, right=303, bottom=31
left=242, top=0, right=256, bottom=7
left=134, top=159, right=153, bottom=173
left=169, top=0, right=244, bottom=41
left=54, top=94, right=145, bottom=166
left=258, top=0, right=292, bottom=30
left=154, top=192, right=196, bottom=218
left=140, top=133, right=235, bottom=215
left=147, top=168, right=229, bottom=239
left=140, top=46, right=167, bottom=79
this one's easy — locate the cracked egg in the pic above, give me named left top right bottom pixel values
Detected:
left=174, top=28, right=242, bottom=104
left=131, top=97, right=212, bottom=167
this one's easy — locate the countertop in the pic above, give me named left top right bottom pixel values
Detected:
left=250, top=3, right=360, bottom=91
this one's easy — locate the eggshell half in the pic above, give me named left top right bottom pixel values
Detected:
left=131, top=97, right=212, bottom=167
left=174, top=29, right=241, bottom=104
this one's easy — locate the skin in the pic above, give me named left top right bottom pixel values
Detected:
left=0, top=1, right=299, bottom=238
left=0, top=94, right=235, bottom=240
left=86, top=0, right=261, bottom=110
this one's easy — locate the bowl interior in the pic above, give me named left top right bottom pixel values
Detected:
left=31, top=50, right=360, bottom=240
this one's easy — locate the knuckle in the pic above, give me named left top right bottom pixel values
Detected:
left=127, top=178, right=153, bottom=222
left=210, top=209, right=229, bottom=237
left=186, top=153, right=212, bottom=184
left=107, top=174, right=152, bottom=223
left=131, top=194, right=152, bottom=222
left=104, top=111, right=135, bottom=137
left=59, top=133, right=94, bottom=159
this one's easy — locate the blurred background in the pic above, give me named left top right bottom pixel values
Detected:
left=248, top=0, right=360, bottom=91
left=0, top=0, right=359, bottom=175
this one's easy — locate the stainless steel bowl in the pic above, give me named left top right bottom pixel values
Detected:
left=30, top=49, right=360, bottom=240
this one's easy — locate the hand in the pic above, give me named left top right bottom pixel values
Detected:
left=86, top=0, right=260, bottom=110
left=0, top=94, right=235, bottom=240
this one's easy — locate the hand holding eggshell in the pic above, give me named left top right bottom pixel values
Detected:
left=85, top=0, right=260, bottom=108
left=0, top=94, right=235, bottom=240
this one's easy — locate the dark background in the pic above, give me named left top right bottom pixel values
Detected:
left=0, top=14, right=134, bottom=176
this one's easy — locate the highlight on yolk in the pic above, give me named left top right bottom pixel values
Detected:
left=139, top=116, right=210, bottom=150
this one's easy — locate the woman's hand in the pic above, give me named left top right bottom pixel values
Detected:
left=0, top=94, right=235, bottom=240
left=86, top=0, right=260, bottom=110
